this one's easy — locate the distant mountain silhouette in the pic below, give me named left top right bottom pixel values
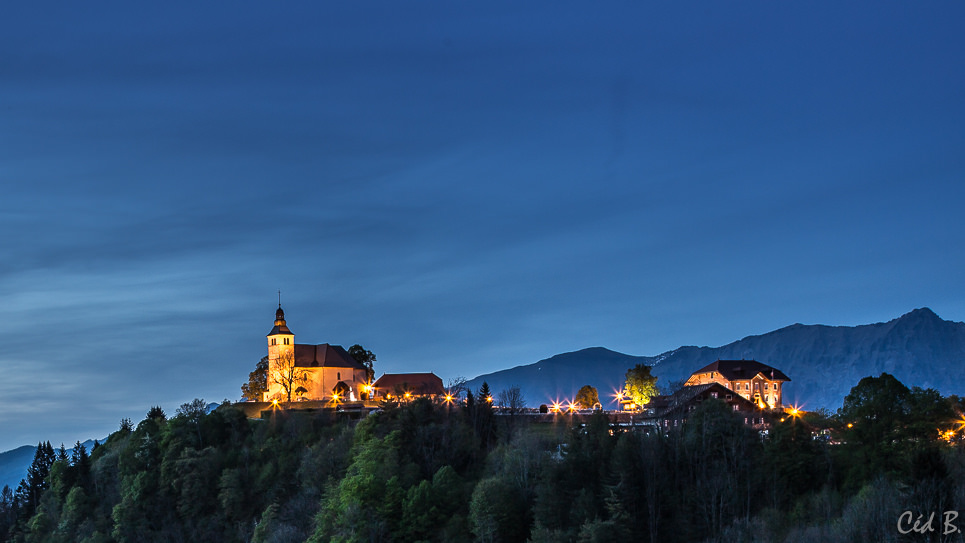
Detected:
left=0, top=445, right=35, bottom=492
left=0, top=438, right=104, bottom=491
left=465, top=308, right=965, bottom=411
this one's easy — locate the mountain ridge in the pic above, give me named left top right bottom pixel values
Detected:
left=465, top=308, right=965, bottom=411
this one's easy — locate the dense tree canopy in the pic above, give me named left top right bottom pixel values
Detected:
left=5, top=372, right=965, bottom=543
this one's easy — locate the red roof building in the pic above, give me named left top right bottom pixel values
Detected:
left=372, top=373, right=445, bottom=400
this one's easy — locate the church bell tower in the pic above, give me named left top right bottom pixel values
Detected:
left=266, top=304, right=295, bottom=400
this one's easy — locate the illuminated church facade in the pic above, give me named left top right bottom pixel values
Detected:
left=265, top=306, right=369, bottom=402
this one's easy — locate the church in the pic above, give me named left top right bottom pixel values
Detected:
left=264, top=306, right=369, bottom=402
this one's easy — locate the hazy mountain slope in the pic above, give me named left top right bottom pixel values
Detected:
left=0, top=445, right=35, bottom=491
left=466, top=308, right=965, bottom=410
left=0, top=438, right=105, bottom=491
left=464, top=347, right=654, bottom=408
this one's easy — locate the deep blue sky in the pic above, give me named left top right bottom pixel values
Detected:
left=1, top=2, right=963, bottom=451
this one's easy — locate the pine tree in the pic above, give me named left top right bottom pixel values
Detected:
left=21, top=441, right=56, bottom=517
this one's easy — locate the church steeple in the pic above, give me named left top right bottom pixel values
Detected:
left=268, top=305, right=293, bottom=336
left=265, top=304, right=296, bottom=401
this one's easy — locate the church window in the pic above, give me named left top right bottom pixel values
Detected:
left=338, top=372, right=341, bottom=380
left=271, top=338, right=276, bottom=345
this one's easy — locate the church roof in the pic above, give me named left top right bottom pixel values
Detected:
left=691, top=359, right=790, bottom=382
left=293, top=344, right=366, bottom=370
left=373, top=373, right=445, bottom=396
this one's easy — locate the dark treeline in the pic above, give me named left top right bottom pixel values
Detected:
left=2, top=372, right=965, bottom=543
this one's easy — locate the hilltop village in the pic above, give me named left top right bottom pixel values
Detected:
left=246, top=305, right=798, bottom=430
left=5, top=307, right=961, bottom=543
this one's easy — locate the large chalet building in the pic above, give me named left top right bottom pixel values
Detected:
left=632, top=359, right=791, bottom=429
left=684, top=359, right=790, bottom=409
left=644, top=382, right=767, bottom=429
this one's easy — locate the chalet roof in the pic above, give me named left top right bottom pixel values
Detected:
left=373, top=373, right=445, bottom=396
left=646, top=382, right=760, bottom=418
left=293, top=344, right=366, bottom=370
left=691, top=359, right=790, bottom=382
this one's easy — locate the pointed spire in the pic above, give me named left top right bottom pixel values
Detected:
left=268, top=301, right=293, bottom=336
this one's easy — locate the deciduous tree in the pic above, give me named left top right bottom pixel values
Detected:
left=574, top=385, right=600, bottom=409
left=624, top=364, right=658, bottom=408
left=348, top=344, right=376, bottom=383
left=269, top=350, right=309, bottom=403
left=241, top=356, right=269, bottom=402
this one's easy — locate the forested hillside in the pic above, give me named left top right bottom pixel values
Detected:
left=2, top=374, right=964, bottom=543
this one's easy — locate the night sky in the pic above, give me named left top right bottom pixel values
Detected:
left=2, top=2, right=963, bottom=451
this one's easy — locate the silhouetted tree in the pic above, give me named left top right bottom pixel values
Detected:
left=241, top=356, right=269, bottom=402
left=348, top=344, right=376, bottom=383
left=574, top=385, right=600, bottom=409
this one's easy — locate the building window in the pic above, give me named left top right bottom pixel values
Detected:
left=710, top=392, right=717, bottom=398
left=271, top=338, right=276, bottom=345
left=726, top=394, right=732, bottom=400
left=337, top=372, right=341, bottom=380
left=733, top=404, right=739, bottom=411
